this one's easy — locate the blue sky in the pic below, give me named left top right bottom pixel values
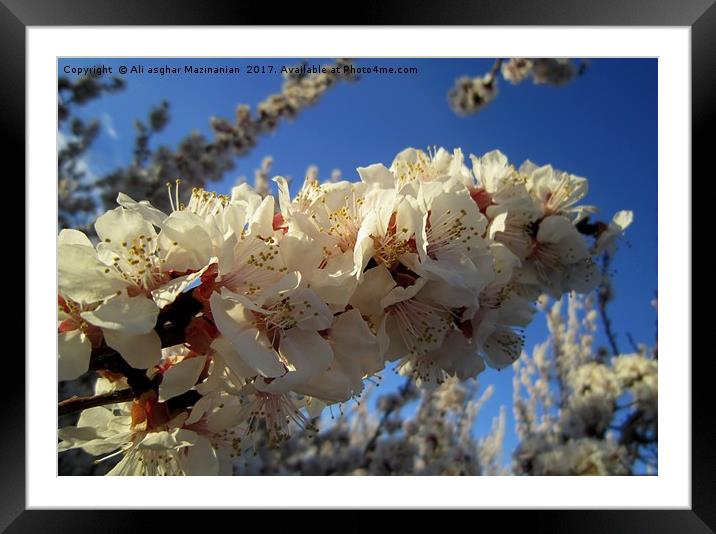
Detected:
left=59, top=58, right=657, bottom=464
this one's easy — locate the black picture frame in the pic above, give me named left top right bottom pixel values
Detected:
left=6, top=0, right=705, bottom=530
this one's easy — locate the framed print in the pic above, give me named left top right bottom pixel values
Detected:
left=7, top=0, right=707, bottom=530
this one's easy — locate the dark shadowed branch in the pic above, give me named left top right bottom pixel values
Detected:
left=58, top=290, right=202, bottom=416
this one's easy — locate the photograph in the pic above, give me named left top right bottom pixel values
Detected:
left=56, top=57, right=658, bottom=477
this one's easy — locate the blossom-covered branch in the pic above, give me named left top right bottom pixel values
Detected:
left=449, top=58, right=588, bottom=116
left=58, top=73, right=128, bottom=229
left=513, top=293, right=656, bottom=475
left=235, top=377, right=505, bottom=476
left=95, top=59, right=357, bottom=218
left=58, top=146, right=632, bottom=475
left=59, top=60, right=357, bottom=232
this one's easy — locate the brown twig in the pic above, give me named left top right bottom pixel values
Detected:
left=488, top=58, right=504, bottom=81
left=362, top=377, right=413, bottom=461
left=58, top=388, right=135, bottom=416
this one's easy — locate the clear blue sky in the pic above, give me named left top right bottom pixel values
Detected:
left=59, top=58, right=658, bottom=464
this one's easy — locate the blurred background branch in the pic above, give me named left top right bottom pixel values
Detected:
left=58, top=59, right=358, bottom=232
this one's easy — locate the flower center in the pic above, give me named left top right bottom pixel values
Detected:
left=425, top=207, right=480, bottom=257
left=220, top=235, right=287, bottom=297
left=386, top=298, right=452, bottom=357
left=107, top=233, right=168, bottom=292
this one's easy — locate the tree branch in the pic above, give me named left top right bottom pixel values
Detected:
left=362, top=378, right=413, bottom=461
left=58, top=289, right=203, bottom=416
left=487, top=58, right=504, bottom=81
left=58, top=388, right=135, bottom=416
left=58, top=381, right=205, bottom=417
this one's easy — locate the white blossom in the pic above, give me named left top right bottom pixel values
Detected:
left=448, top=75, right=498, bottom=116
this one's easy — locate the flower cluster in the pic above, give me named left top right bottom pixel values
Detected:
left=58, top=146, right=631, bottom=475
left=449, top=58, right=587, bottom=116
left=448, top=74, right=499, bottom=116
left=502, top=58, right=586, bottom=87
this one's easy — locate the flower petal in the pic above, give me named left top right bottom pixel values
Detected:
left=58, top=228, right=93, bottom=248
left=184, top=394, right=215, bottom=425
left=158, top=211, right=215, bottom=272
left=483, top=326, right=524, bottom=369
left=258, top=330, right=333, bottom=394
left=151, top=264, right=211, bottom=309
left=289, top=288, right=333, bottom=331
left=58, top=329, right=91, bottom=381
left=95, top=207, right=157, bottom=251
left=357, top=163, right=394, bottom=188
left=116, top=192, right=168, bottom=227
left=349, top=263, right=396, bottom=318
left=103, top=329, right=161, bottom=369
left=138, top=428, right=196, bottom=450
left=209, top=292, right=285, bottom=378
left=248, top=195, right=275, bottom=237
left=158, top=356, right=207, bottom=402
left=331, top=308, right=384, bottom=375
left=209, top=337, right=255, bottom=381
left=58, top=244, right=128, bottom=304
left=81, top=294, right=159, bottom=334
left=181, top=435, right=219, bottom=475
left=566, top=258, right=602, bottom=294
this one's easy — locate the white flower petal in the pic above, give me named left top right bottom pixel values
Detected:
left=289, top=288, right=333, bottom=331
left=612, top=210, right=634, bottom=230
left=233, top=329, right=285, bottom=378
left=58, top=244, right=128, bottom=304
left=181, top=435, right=219, bottom=475
left=257, top=271, right=302, bottom=306
left=330, top=308, right=383, bottom=376
left=57, top=426, right=106, bottom=452
left=536, top=215, right=576, bottom=244
left=158, top=211, right=215, bottom=272
left=219, top=203, right=249, bottom=238
left=310, top=250, right=360, bottom=308
left=273, top=176, right=293, bottom=217
left=259, top=330, right=333, bottom=394
left=116, top=192, right=168, bottom=227
left=81, top=294, right=159, bottom=334
left=209, top=292, right=285, bottom=377
left=58, top=330, right=91, bottom=381
left=566, top=258, right=602, bottom=294
left=353, top=212, right=378, bottom=278
left=381, top=277, right=427, bottom=308
left=138, top=428, right=196, bottom=450
left=58, top=228, right=93, bottom=248
left=151, top=264, right=211, bottom=309
left=95, top=207, right=157, bottom=251
left=184, top=394, right=215, bottom=425
left=248, top=195, right=275, bottom=237
left=230, top=183, right=263, bottom=216
left=483, top=326, right=524, bottom=369
left=77, top=406, right=114, bottom=431
left=104, top=329, right=161, bottom=369
left=297, top=361, right=362, bottom=403
left=209, top=337, right=255, bottom=381
left=349, top=263, right=396, bottom=318
left=158, top=356, right=207, bottom=402
left=357, top=163, right=394, bottom=188
left=61, top=430, right=133, bottom=456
